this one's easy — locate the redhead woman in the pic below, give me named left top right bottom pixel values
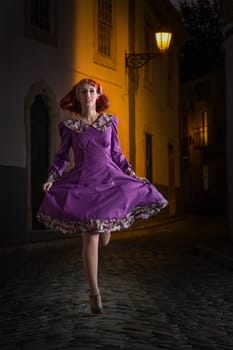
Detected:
left=37, top=78, right=168, bottom=314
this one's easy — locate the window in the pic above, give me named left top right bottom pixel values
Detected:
left=24, top=0, right=57, bottom=46
left=31, top=0, right=50, bottom=31
left=98, top=0, right=112, bottom=57
left=193, top=109, right=208, bottom=148
left=94, top=0, right=116, bottom=68
left=201, top=110, right=208, bottom=146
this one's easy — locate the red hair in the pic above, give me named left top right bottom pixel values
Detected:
left=60, top=79, right=110, bottom=114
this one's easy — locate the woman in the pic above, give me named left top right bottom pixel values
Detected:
left=37, top=78, right=168, bottom=314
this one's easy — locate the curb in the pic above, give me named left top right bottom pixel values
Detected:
left=0, top=216, right=183, bottom=255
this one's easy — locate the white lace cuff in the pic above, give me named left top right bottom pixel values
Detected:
left=125, top=168, right=136, bottom=177
left=47, top=170, right=60, bottom=183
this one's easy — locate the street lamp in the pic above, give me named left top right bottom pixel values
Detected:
left=125, top=29, right=172, bottom=69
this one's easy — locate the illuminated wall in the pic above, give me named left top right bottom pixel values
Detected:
left=0, top=0, right=184, bottom=239
left=60, top=0, right=130, bottom=159
left=129, top=0, right=182, bottom=216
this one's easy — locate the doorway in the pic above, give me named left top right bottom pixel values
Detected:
left=30, top=95, right=49, bottom=229
left=168, top=143, right=176, bottom=216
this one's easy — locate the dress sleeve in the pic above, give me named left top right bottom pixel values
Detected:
left=111, top=117, right=136, bottom=177
left=47, top=122, right=71, bottom=182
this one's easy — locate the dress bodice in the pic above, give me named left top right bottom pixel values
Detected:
left=47, top=113, right=132, bottom=182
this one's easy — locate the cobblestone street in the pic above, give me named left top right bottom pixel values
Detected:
left=1, top=216, right=233, bottom=349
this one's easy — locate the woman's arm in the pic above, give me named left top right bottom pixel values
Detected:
left=110, top=117, right=136, bottom=177
left=110, top=116, right=150, bottom=183
left=43, top=122, right=71, bottom=189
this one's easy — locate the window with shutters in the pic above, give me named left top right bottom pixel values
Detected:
left=24, top=0, right=57, bottom=46
left=94, top=0, right=116, bottom=69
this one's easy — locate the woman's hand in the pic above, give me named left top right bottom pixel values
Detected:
left=42, top=181, right=53, bottom=192
left=135, top=176, right=150, bottom=184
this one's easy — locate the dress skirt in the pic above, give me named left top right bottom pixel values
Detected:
left=37, top=114, right=168, bottom=234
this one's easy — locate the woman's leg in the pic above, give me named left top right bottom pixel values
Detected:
left=99, top=231, right=111, bottom=248
left=82, top=232, right=100, bottom=295
left=82, top=232, right=103, bottom=313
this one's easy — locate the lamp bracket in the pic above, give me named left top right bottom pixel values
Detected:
left=125, top=52, right=162, bottom=69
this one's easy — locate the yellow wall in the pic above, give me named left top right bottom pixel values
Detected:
left=66, top=0, right=181, bottom=190
left=65, top=0, right=130, bottom=159
left=133, top=1, right=181, bottom=188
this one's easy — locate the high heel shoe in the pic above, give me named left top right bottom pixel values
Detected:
left=89, top=294, right=103, bottom=314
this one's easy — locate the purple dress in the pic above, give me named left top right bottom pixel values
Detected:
left=37, top=114, right=168, bottom=234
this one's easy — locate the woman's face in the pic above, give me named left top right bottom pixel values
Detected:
left=77, top=83, right=100, bottom=110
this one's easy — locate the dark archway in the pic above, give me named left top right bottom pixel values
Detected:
left=30, top=94, right=49, bottom=229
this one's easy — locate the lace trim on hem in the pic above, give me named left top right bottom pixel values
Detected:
left=37, top=200, right=168, bottom=234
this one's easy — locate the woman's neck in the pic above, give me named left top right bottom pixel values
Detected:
left=79, top=107, right=98, bottom=122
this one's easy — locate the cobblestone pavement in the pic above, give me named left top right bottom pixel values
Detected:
left=1, top=216, right=233, bottom=349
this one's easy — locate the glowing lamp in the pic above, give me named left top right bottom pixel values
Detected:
left=125, top=28, right=173, bottom=69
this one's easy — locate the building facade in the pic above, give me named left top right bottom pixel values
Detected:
left=0, top=0, right=184, bottom=241
left=180, top=67, right=227, bottom=214
left=222, top=0, right=233, bottom=238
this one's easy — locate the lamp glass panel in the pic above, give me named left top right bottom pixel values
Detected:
left=155, top=32, right=172, bottom=52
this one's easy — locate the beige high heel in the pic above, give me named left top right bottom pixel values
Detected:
left=89, top=294, right=103, bottom=314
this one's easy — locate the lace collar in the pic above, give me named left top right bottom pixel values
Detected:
left=63, top=113, right=113, bottom=133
